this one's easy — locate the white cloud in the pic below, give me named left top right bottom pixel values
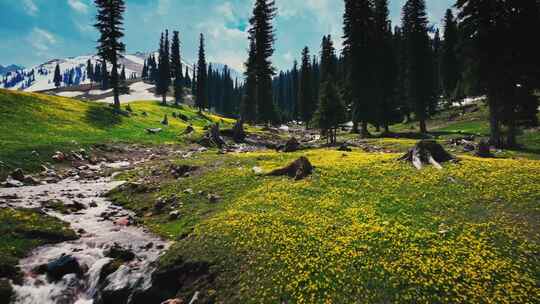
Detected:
left=23, top=0, right=39, bottom=16
left=68, top=0, right=89, bottom=14
left=27, top=28, right=57, bottom=53
left=215, top=2, right=235, bottom=22
left=197, top=20, right=248, bottom=72
left=283, top=51, right=294, bottom=63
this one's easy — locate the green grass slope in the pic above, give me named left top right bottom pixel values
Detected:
left=0, top=89, right=233, bottom=176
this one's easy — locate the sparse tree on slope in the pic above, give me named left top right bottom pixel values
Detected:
left=196, top=33, right=208, bottom=112
left=53, top=63, right=62, bottom=88
left=171, top=30, right=183, bottom=105
left=156, top=30, right=171, bottom=105
left=94, top=0, right=126, bottom=112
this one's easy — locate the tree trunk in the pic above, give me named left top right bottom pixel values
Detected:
left=419, top=119, right=427, bottom=133
left=162, top=94, right=167, bottom=105
left=360, top=121, right=370, bottom=138
left=488, top=98, right=502, bottom=148
left=111, top=58, right=120, bottom=112
left=384, top=124, right=390, bottom=134
left=506, top=120, right=517, bottom=148
left=351, top=120, right=359, bottom=134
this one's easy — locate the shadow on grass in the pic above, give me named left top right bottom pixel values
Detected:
left=84, top=105, right=122, bottom=129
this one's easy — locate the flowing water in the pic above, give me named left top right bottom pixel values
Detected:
left=0, top=164, right=169, bottom=304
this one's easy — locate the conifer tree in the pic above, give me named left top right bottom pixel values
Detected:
left=86, top=59, right=94, bottom=82
left=402, top=0, right=433, bottom=133
left=53, top=63, right=62, bottom=88
left=441, top=9, right=459, bottom=100
left=94, top=0, right=126, bottom=112
left=171, top=30, right=183, bottom=105
left=343, top=0, right=377, bottom=137
left=196, top=33, right=208, bottom=112
left=291, top=60, right=299, bottom=120
left=184, top=66, right=191, bottom=87
left=142, top=59, right=148, bottom=79
left=249, top=0, right=278, bottom=123
left=298, top=47, right=314, bottom=127
left=156, top=31, right=171, bottom=105
left=242, top=38, right=258, bottom=122
left=314, top=35, right=345, bottom=144
left=457, top=0, right=540, bottom=147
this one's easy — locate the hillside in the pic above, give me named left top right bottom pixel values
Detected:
left=0, top=89, right=232, bottom=177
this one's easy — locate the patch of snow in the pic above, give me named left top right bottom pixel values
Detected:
left=55, top=91, right=85, bottom=98
left=97, top=81, right=173, bottom=104
left=88, top=88, right=113, bottom=95
left=452, top=95, right=486, bottom=107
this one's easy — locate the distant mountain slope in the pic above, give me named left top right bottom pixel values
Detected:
left=0, top=64, right=23, bottom=75
left=0, top=52, right=241, bottom=92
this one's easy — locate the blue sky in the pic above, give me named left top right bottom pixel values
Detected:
left=0, top=0, right=455, bottom=71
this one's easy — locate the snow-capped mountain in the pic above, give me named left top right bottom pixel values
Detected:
left=0, top=64, right=23, bottom=75
left=0, top=52, right=195, bottom=92
left=0, top=52, right=241, bottom=92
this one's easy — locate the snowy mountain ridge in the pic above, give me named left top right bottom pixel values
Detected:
left=0, top=52, right=195, bottom=92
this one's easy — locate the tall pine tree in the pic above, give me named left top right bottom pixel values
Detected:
left=196, top=33, right=208, bottom=112
left=442, top=9, right=460, bottom=101
left=249, top=0, right=278, bottom=123
left=156, top=30, right=171, bottom=105
left=171, top=30, right=183, bottom=105
left=343, top=0, right=377, bottom=137
left=298, top=47, right=314, bottom=127
left=242, top=38, right=258, bottom=122
left=402, top=0, right=434, bottom=133
left=94, top=0, right=126, bottom=112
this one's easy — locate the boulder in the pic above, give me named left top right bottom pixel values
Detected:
left=10, top=168, right=25, bottom=182
left=207, top=194, right=221, bottom=203
left=146, top=128, right=163, bottom=135
left=45, top=255, right=82, bottom=282
left=475, top=140, right=493, bottom=158
left=169, top=164, right=198, bottom=179
left=2, top=177, right=24, bottom=188
left=104, top=244, right=135, bottom=262
left=183, top=125, right=194, bottom=134
left=337, top=143, right=352, bottom=152
left=52, top=151, right=66, bottom=162
left=168, top=211, right=181, bottom=220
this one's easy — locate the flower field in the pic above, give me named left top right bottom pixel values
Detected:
left=120, top=149, right=540, bottom=303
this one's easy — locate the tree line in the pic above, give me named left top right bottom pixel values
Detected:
left=241, top=0, right=540, bottom=148
left=92, top=0, right=539, bottom=147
